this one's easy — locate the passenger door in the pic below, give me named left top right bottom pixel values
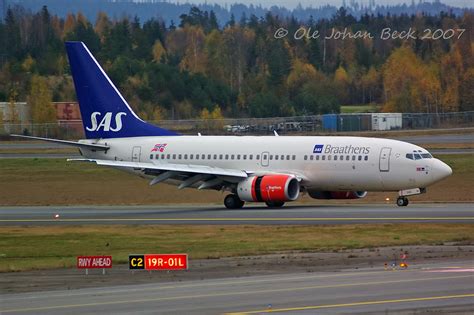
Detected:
left=379, top=147, right=391, bottom=172
left=132, top=146, right=141, bottom=162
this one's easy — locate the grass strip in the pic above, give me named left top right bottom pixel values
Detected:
left=1, top=224, right=473, bottom=272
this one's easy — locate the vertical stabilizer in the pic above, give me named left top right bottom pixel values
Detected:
left=65, top=41, right=179, bottom=139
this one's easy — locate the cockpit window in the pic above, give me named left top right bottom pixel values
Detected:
left=406, top=153, right=414, bottom=160
left=414, top=153, right=422, bottom=160
left=421, top=153, right=432, bottom=158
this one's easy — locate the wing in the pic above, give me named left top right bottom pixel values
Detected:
left=69, top=158, right=248, bottom=190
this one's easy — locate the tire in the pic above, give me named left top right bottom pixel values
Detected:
left=265, top=201, right=285, bottom=208
left=397, top=197, right=408, bottom=207
left=224, top=194, right=244, bottom=209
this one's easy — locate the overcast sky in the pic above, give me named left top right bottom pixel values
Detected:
left=169, top=1, right=473, bottom=9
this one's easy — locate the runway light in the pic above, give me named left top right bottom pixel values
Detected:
left=54, top=214, right=60, bottom=219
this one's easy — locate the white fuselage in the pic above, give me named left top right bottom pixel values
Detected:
left=80, top=135, right=452, bottom=192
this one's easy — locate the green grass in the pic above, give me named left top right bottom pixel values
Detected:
left=1, top=224, right=473, bottom=272
left=436, top=154, right=474, bottom=174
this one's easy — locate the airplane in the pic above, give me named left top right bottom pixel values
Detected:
left=12, top=41, right=453, bottom=208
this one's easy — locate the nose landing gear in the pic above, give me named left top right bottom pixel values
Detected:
left=396, top=188, right=426, bottom=206
left=396, top=196, right=409, bottom=207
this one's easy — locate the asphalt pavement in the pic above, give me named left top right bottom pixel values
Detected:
left=0, top=203, right=472, bottom=225
left=1, top=260, right=473, bottom=314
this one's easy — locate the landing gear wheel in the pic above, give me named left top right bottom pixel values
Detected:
left=265, top=201, right=285, bottom=208
left=224, top=194, right=244, bottom=209
left=396, top=197, right=409, bottom=207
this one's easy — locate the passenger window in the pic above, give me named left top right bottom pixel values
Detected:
left=213, top=154, right=217, bottom=159
left=167, top=154, right=171, bottom=159
left=178, top=154, right=182, bottom=160
left=269, top=155, right=273, bottom=160
left=156, top=154, right=159, bottom=159
left=172, top=154, right=176, bottom=159
left=231, top=154, right=234, bottom=160
left=150, top=154, right=153, bottom=159
left=219, top=154, right=223, bottom=160
left=346, top=155, right=349, bottom=161
left=334, top=155, right=338, bottom=161
left=184, top=154, right=187, bottom=159
left=286, top=155, right=290, bottom=160
left=322, top=155, right=326, bottom=160
left=358, top=156, right=362, bottom=161
left=275, top=155, right=279, bottom=160
left=190, top=154, right=193, bottom=159
left=328, top=155, right=332, bottom=160
left=237, top=155, right=241, bottom=160
left=195, top=154, right=199, bottom=160
left=340, top=155, right=343, bottom=161
left=364, top=156, right=368, bottom=161
left=352, top=155, right=356, bottom=161
left=243, top=155, right=247, bottom=160
left=281, top=155, right=284, bottom=160
left=310, top=155, right=313, bottom=160
left=250, top=155, right=254, bottom=160
left=256, top=155, right=260, bottom=160
left=316, top=155, right=320, bottom=160
left=292, top=155, right=296, bottom=160
left=225, top=154, right=229, bottom=160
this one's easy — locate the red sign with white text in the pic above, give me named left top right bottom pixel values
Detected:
left=144, top=254, right=188, bottom=270
left=77, top=256, right=113, bottom=269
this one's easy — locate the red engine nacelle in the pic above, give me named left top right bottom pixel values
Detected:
left=237, top=175, right=300, bottom=202
left=308, top=190, right=368, bottom=199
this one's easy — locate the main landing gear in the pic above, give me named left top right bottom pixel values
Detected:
left=223, top=194, right=286, bottom=209
left=224, top=194, right=245, bottom=209
left=396, top=196, right=409, bottom=207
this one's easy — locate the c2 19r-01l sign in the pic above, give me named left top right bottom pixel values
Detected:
left=129, top=254, right=188, bottom=270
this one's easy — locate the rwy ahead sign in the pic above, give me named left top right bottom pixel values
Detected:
left=77, top=256, right=113, bottom=269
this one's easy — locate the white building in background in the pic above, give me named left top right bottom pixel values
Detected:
left=0, top=102, right=31, bottom=133
left=371, top=113, right=402, bottom=131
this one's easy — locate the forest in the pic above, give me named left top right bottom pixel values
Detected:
left=0, top=5, right=473, bottom=123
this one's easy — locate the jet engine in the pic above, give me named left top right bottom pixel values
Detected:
left=237, top=175, right=300, bottom=202
left=308, top=190, right=367, bottom=199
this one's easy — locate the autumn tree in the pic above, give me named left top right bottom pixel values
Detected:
left=179, top=25, right=207, bottom=74
left=459, top=67, right=474, bottom=111
left=28, top=76, right=55, bottom=123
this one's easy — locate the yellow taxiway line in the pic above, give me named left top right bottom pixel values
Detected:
left=2, top=275, right=472, bottom=313
left=227, top=293, right=474, bottom=314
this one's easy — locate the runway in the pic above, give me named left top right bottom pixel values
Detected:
left=0, top=203, right=473, bottom=225
left=1, top=260, right=473, bottom=314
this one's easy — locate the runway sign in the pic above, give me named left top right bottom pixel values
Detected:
left=129, top=254, right=188, bottom=270
left=77, top=256, right=112, bottom=269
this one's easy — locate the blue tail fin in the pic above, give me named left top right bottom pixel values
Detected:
left=65, top=41, right=179, bottom=139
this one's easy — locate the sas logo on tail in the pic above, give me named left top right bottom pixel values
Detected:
left=86, top=112, right=127, bottom=132
left=313, top=144, right=324, bottom=153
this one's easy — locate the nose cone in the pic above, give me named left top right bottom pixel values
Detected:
left=431, top=159, right=453, bottom=183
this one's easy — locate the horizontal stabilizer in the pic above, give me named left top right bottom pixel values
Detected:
left=9, top=134, right=109, bottom=150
